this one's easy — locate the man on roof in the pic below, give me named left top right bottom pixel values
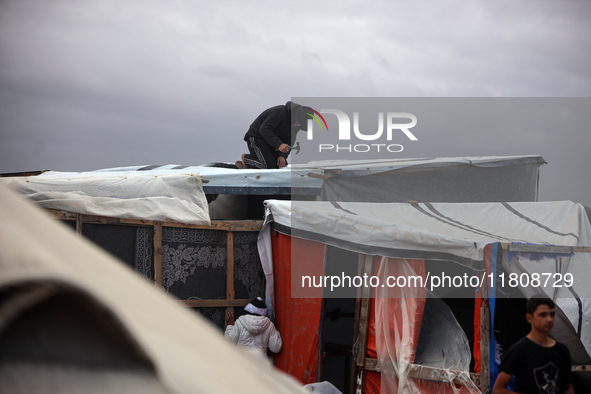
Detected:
left=236, top=101, right=312, bottom=169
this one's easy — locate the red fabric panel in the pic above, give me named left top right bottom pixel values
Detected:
left=271, top=231, right=324, bottom=384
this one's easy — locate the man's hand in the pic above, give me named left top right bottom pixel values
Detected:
left=277, top=156, right=287, bottom=168
left=278, top=143, right=290, bottom=153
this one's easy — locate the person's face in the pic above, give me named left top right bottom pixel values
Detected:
left=526, top=304, right=556, bottom=333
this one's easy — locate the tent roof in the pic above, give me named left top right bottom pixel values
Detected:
left=30, top=155, right=545, bottom=196
left=264, top=199, right=591, bottom=269
left=0, top=184, right=306, bottom=394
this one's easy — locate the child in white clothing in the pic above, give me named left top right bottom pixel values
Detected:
left=224, top=297, right=282, bottom=359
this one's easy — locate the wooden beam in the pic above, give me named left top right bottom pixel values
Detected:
left=166, top=220, right=263, bottom=232
left=317, top=245, right=330, bottom=382
left=354, top=254, right=374, bottom=394
left=45, top=209, right=263, bottom=232
left=225, top=231, right=235, bottom=328
left=46, top=210, right=77, bottom=221
left=500, top=243, right=591, bottom=253
left=181, top=299, right=251, bottom=308
left=75, top=213, right=82, bottom=236
left=153, top=222, right=163, bottom=289
left=350, top=254, right=364, bottom=393
left=360, top=360, right=481, bottom=388
left=480, top=301, right=491, bottom=394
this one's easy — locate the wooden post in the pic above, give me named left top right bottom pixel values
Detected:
left=225, top=231, right=235, bottom=328
left=317, top=245, right=330, bottom=382
left=153, top=222, right=163, bottom=289
left=75, top=213, right=82, bottom=236
left=480, top=299, right=491, bottom=393
left=352, top=254, right=374, bottom=394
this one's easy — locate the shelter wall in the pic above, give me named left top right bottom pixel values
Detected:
left=48, top=210, right=265, bottom=329
left=321, top=162, right=540, bottom=203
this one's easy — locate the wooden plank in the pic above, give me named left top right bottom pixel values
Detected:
left=166, top=220, right=263, bottom=232
left=355, top=254, right=374, bottom=366
left=153, top=222, right=163, bottom=289
left=363, top=358, right=379, bottom=372
left=407, top=364, right=479, bottom=387
left=46, top=210, right=77, bottom=221
left=354, top=254, right=374, bottom=394
left=317, top=245, right=329, bottom=382
left=44, top=209, right=263, bottom=232
left=360, top=360, right=481, bottom=388
left=75, top=213, right=82, bottom=236
left=225, top=231, right=235, bottom=329
left=350, top=253, right=365, bottom=393
left=500, top=243, right=591, bottom=253
left=480, top=301, right=491, bottom=394
left=181, top=299, right=251, bottom=308
left=226, top=232, right=235, bottom=300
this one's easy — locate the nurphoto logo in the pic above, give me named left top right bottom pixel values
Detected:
left=304, top=110, right=418, bottom=154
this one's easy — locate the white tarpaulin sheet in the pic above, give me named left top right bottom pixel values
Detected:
left=28, top=155, right=543, bottom=197
left=0, top=173, right=210, bottom=225
left=36, top=164, right=308, bottom=190
left=264, top=200, right=590, bottom=269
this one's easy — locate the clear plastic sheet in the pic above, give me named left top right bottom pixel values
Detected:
left=374, top=257, right=479, bottom=393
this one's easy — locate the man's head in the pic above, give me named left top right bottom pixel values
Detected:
left=526, top=296, right=556, bottom=333
left=290, top=103, right=314, bottom=129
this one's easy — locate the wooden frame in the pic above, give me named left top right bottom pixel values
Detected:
left=46, top=209, right=263, bottom=327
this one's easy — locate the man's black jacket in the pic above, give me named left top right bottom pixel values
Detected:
left=243, top=101, right=305, bottom=158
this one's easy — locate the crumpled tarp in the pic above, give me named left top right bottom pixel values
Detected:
left=0, top=173, right=210, bottom=225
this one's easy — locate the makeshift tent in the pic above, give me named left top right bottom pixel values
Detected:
left=259, top=199, right=591, bottom=393
left=0, top=184, right=308, bottom=394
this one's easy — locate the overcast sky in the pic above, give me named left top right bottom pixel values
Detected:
left=1, top=0, right=590, bottom=205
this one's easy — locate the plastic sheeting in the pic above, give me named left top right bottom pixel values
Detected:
left=0, top=173, right=210, bottom=225
left=372, top=257, right=478, bottom=393
left=317, top=156, right=543, bottom=203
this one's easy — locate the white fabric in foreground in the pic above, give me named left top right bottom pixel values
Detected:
left=0, top=184, right=306, bottom=394
left=0, top=173, right=210, bottom=225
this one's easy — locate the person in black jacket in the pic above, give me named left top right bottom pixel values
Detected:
left=236, top=101, right=311, bottom=169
